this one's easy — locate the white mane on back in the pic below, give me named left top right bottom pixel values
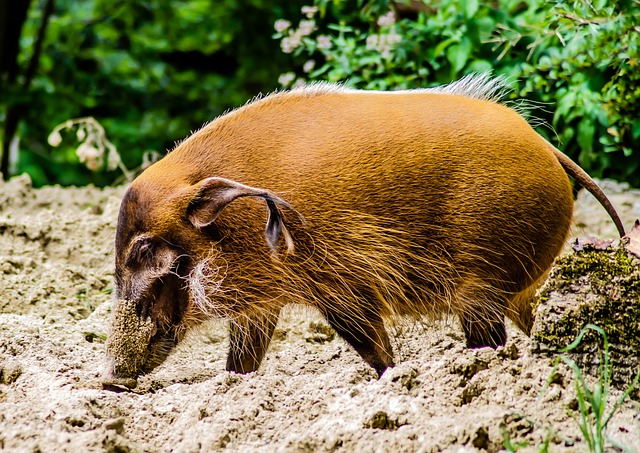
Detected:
left=423, top=72, right=510, bottom=103
left=286, top=72, right=511, bottom=103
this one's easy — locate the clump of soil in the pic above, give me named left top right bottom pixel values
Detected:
left=0, top=174, right=639, bottom=452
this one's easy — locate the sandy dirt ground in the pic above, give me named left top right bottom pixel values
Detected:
left=0, top=174, right=639, bottom=453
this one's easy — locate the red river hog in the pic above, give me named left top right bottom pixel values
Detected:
left=101, top=74, right=625, bottom=389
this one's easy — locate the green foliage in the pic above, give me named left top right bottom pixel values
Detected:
left=4, top=0, right=306, bottom=186
left=4, top=0, right=639, bottom=186
left=275, top=0, right=640, bottom=186
left=545, top=325, right=639, bottom=453
left=273, top=0, right=518, bottom=89
left=504, top=325, right=639, bottom=451
left=505, top=0, right=640, bottom=186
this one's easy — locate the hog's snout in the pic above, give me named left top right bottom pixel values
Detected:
left=103, top=299, right=156, bottom=388
left=103, top=296, right=181, bottom=391
left=101, top=355, right=138, bottom=390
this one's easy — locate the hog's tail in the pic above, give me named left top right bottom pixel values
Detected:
left=547, top=140, right=625, bottom=237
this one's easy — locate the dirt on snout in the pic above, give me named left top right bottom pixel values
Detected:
left=0, top=174, right=639, bottom=452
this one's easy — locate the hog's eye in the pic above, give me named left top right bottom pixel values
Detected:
left=125, top=238, right=155, bottom=268
left=123, top=236, right=182, bottom=276
left=138, top=241, right=153, bottom=260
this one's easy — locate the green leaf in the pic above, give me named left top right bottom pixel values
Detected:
left=554, top=91, right=577, bottom=126
left=632, top=119, right=640, bottom=141
left=446, top=37, right=472, bottom=74
left=467, top=59, right=493, bottom=74
left=577, top=118, right=596, bottom=153
left=461, top=0, right=479, bottom=19
left=433, top=38, right=456, bottom=57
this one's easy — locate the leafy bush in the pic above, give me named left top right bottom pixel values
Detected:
left=3, top=0, right=307, bottom=186
left=505, top=0, right=640, bottom=186
left=275, top=0, right=640, bottom=186
left=274, top=0, right=515, bottom=89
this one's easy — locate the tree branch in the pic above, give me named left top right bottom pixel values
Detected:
left=24, top=0, right=55, bottom=88
left=1, top=0, right=55, bottom=178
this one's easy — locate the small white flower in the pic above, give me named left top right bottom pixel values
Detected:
left=278, top=72, right=296, bottom=87
left=281, top=35, right=301, bottom=53
left=366, top=34, right=379, bottom=50
left=76, top=142, right=102, bottom=164
left=292, top=79, right=307, bottom=89
left=274, top=19, right=291, bottom=33
left=377, top=11, right=396, bottom=27
left=47, top=130, right=62, bottom=147
left=301, top=6, right=318, bottom=18
left=298, top=20, right=316, bottom=37
left=85, top=156, right=103, bottom=171
left=76, top=127, right=86, bottom=141
left=316, top=35, right=332, bottom=49
left=386, top=31, right=402, bottom=45
left=303, top=60, right=316, bottom=73
left=76, top=142, right=104, bottom=171
left=376, top=32, right=402, bottom=58
left=106, top=145, right=121, bottom=171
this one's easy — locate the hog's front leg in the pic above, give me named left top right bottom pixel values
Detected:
left=322, top=305, right=395, bottom=377
left=226, top=306, right=281, bottom=373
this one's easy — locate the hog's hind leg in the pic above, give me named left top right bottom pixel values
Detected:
left=456, top=284, right=508, bottom=349
left=459, top=310, right=507, bottom=348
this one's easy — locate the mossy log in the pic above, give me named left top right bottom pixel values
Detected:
left=532, top=240, right=640, bottom=394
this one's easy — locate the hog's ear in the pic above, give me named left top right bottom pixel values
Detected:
left=187, top=177, right=297, bottom=252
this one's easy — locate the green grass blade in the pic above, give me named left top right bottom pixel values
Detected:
left=602, top=367, right=640, bottom=428
left=559, top=324, right=606, bottom=353
left=606, top=435, right=637, bottom=453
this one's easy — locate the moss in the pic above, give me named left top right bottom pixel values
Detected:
left=533, top=245, right=640, bottom=392
left=548, top=246, right=634, bottom=287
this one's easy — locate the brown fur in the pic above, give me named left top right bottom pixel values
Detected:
left=103, top=75, right=624, bottom=386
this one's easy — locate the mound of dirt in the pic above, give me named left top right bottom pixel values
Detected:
left=0, top=174, right=639, bottom=452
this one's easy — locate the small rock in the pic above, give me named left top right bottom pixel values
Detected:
left=218, top=433, right=231, bottom=448
left=457, top=382, right=484, bottom=406
left=471, top=426, right=489, bottom=449
left=104, top=417, right=125, bottom=434
left=0, top=363, right=22, bottom=384
left=389, top=364, right=419, bottom=390
left=451, top=355, right=490, bottom=380
left=364, top=411, right=399, bottom=430
left=501, top=413, right=534, bottom=437
left=542, top=386, right=562, bottom=402
left=518, top=379, right=532, bottom=392
left=497, top=343, right=519, bottom=360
